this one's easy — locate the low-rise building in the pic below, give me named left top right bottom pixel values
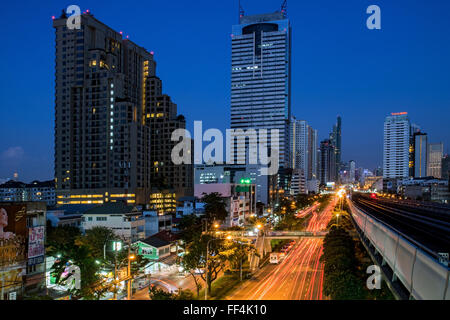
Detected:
left=399, top=177, right=450, bottom=203
left=176, top=196, right=205, bottom=217
left=194, top=183, right=256, bottom=227
left=143, top=210, right=172, bottom=238
left=0, top=202, right=46, bottom=300
left=134, top=231, right=179, bottom=275
left=81, top=202, right=145, bottom=242
left=149, top=189, right=177, bottom=215
left=0, top=180, right=55, bottom=206
left=46, top=204, right=92, bottom=228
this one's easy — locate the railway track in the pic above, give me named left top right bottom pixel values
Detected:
left=352, top=194, right=450, bottom=255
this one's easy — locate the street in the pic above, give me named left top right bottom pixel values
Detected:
left=131, top=272, right=199, bottom=300
left=227, top=199, right=336, bottom=300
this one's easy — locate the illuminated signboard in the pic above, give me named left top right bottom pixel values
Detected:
left=391, top=112, right=408, bottom=116
left=28, top=226, right=45, bottom=259
left=239, top=178, right=251, bottom=185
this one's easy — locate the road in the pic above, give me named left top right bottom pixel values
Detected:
left=131, top=272, right=198, bottom=300
left=228, top=198, right=336, bottom=300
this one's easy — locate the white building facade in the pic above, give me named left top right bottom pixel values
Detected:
left=383, top=113, right=411, bottom=179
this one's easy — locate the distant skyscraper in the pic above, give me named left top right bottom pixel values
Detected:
left=289, top=117, right=307, bottom=172
left=383, top=113, right=410, bottom=179
left=329, top=116, right=342, bottom=181
left=319, top=139, right=336, bottom=185
left=307, top=125, right=318, bottom=181
left=427, top=143, right=444, bottom=178
left=442, top=154, right=450, bottom=180
left=413, top=132, right=428, bottom=178
left=349, top=160, right=356, bottom=183
left=230, top=11, right=291, bottom=170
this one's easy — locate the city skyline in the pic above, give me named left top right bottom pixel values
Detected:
left=1, top=0, right=450, bottom=181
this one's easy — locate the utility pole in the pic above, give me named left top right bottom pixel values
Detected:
left=113, top=252, right=117, bottom=300
left=127, top=246, right=131, bottom=300
left=205, top=239, right=211, bottom=300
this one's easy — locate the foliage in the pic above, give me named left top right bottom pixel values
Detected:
left=148, top=285, right=195, bottom=300
left=75, top=226, right=118, bottom=261
left=201, top=192, right=228, bottom=222
left=148, top=286, right=176, bottom=300
left=320, top=201, right=394, bottom=300
left=295, top=194, right=315, bottom=209
left=46, top=225, right=149, bottom=300
left=46, top=225, right=82, bottom=257
left=177, top=214, right=202, bottom=243
left=182, top=234, right=255, bottom=296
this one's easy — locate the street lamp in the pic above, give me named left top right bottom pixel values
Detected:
left=127, top=252, right=136, bottom=300
left=112, top=240, right=122, bottom=300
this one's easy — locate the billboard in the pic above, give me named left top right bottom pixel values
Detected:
left=0, top=268, right=25, bottom=293
left=28, top=226, right=45, bottom=259
left=0, top=205, right=27, bottom=268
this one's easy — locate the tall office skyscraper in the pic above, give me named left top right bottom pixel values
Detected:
left=349, top=160, right=356, bottom=183
left=413, top=132, right=428, bottom=178
left=319, top=139, right=336, bottom=185
left=442, top=154, right=450, bottom=180
left=427, top=143, right=444, bottom=178
left=307, top=125, right=318, bottom=181
left=383, top=113, right=411, bottom=179
left=329, top=116, right=342, bottom=181
left=289, top=117, right=307, bottom=172
left=230, top=10, right=291, bottom=170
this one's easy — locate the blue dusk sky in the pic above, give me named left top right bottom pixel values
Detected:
left=0, top=0, right=449, bottom=181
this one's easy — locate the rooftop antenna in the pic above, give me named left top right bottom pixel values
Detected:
left=238, top=0, right=245, bottom=23
left=281, top=0, right=287, bottom=18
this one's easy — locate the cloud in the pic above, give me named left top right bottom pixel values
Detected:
left=1, top=146, right=25, bottom=160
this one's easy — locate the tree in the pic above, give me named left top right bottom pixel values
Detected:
left=148, top=285, right=176, bottom=300
left=177, top=214, right=202, bottom=243
left=201, top=192, right=228, bottom=222
left=295, top=194, right=314, bottom=209
left=46, top=226, right=148, bottom=300
left=46, top=225, right=82, bottom=257
left=180, top=239, right=203, bottom=297
left=256, top=202, right=265, bottom=216
left=182, top=234, right=230, bottom=294
left=75, top=226, right=118, bottom=261
left=50, top=243, right=106, bottom=300
left=225, top=240, right=255, bottom=281
left=148, top=285, right=194, bottom=300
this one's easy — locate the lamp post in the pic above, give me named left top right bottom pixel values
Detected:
left=202, top=218, right=209, bottom=234
left=127, top=249, right=136, bottom=300
left=112, top=240, right=122, bottom=300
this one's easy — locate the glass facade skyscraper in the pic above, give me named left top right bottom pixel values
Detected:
left=230, top=12, right=291, bottom=170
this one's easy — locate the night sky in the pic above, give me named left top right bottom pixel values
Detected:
left=1, top=0, right=449, bottom=182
